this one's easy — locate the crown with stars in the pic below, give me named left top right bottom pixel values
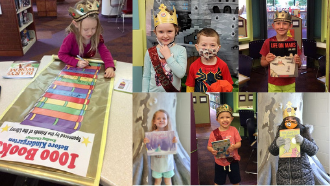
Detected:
left=69, top=0, right=100, bottom=22
left=154, top=4, right=178, bottom=27
left=274, top=10, right=292, bottom=23
left=216, top=104, right=233, bottom=118
left=283, top=101, right=297, bottom=119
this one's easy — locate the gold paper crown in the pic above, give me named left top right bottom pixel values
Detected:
left=274, top=10, right=292, bottom=23
left=283, top=101, right=297, bottom=119
left=216, top=104, right=233, bottom=118
left=154, top=4, right=178, bottom=27
left=69, top=0, right=100, bottom=22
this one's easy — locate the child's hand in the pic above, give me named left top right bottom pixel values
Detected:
left=143, top=138, right=150, bottom=144
left=294, top=54, right=302, bottom=67
left=227, top=145, right=235, bottom=153
left=104, top=67, right=115, bottom=78
left=276, top=137, right=285, bottom=147
left=295, top=134, right=304, bottom=144
left=159, top=45, right=172, bottom=60
left=266, top=53, right=276, bottom=63
left=172, top=137, right=177, bottom=143
left=211, top=149, right=218, bottom=156
left=77, top=60, right=89, bottom=68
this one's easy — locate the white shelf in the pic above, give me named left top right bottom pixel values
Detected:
left=19, top=13, right=33, bottom=32
left=17, top=5, right=31, bottom=14
left=22, top=30, right=36, bottom=54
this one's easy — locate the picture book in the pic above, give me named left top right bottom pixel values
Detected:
left=3, top=61, right=40, bottom=79
left=114, top=78, right=132, bottom=93
left=279, top=129, right=301, bottom=158
left=269, top=41, right=298, bottom=77
left=211, top=138, right=233, bottom=159
left=145, top=131, right=177, bottom=156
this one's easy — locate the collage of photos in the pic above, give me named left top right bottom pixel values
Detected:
left=0, top=0, right=329, bottom=186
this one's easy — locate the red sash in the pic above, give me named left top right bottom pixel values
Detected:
left=212, top=128, right=237, bottom=163
left=148, top=46, right=179, bottom=92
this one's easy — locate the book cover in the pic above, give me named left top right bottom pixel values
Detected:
left=145, top=131, right=177, bottom=156
left=211, top=138, right=233, bottom=159
left=270, top=41, right=298, bottom=77
left=114, top=78, right=132, bottom=93
left=3, top=61, right=40, bottom=79
left=279, top=129, right=301, bottom=158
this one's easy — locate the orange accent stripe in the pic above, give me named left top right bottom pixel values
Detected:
left=32, top=107, right=79, bottom=122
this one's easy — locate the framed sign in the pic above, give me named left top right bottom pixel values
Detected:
left=238, top=20, right=244, bottom=27
left=292, top=20, right=299, bottom=27
left=248, top=94, right=253, bottom=101
left=193, top=96, right=196, bottom=103
left=239, top=95, right=246, bottom=102
left=200, top=96, right=207, bottom=103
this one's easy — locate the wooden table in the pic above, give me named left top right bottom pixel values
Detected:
left=0, top=55, right=132, bottom=186
left=239, top=73, right=250, bottom=85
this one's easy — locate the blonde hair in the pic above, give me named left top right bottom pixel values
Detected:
left=65, top=0, right=103, bottom=56
left=151, top=109, right=171, bottom=131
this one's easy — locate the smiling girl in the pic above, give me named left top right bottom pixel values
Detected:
left=58, top=0, right=115, bottom=78
left=142, top=4, right=187, bottom=92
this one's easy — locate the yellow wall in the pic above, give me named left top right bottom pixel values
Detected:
left=192, top=93, right=210, bottom=125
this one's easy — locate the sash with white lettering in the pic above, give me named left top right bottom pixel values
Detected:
left=148, top=46, right=179, bottom=92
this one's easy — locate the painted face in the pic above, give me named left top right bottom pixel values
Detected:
left=217, top=112, right=233, bottom=130
left=154, top=23, right=176, bottom=46
left=195, top=35, right=220, bottom=60
left=272, top=21, right=292, bottom=37
left=285, top=116, right=298, bottom=129
left=154, top=112, right=168, bottom=130
left=80, top=17, right=97, bottom=41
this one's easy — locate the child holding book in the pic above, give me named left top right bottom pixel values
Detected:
left=186, top=28, right=233, bottom=92
left=143, top=109, right=177, bottom=185
left=268, top=101, right=318, bottom=185
left=260, top=10, right=302, bottom=92
left=207, top=104, right=241, bottom=185
left=58, top=0, right=115, bottom=78
left=142, top=4, right=187, bottom=92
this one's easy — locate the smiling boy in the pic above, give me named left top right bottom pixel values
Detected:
left=260, top=10, right=302, bottom=92
left=185, top=28, right=233, bottom=92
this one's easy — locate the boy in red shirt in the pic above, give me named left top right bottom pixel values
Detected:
left=186, top=28, right=233, bottom=92
left=208, top=104, right=241, bottom=185
left=260, top=10, right=302, bottom=92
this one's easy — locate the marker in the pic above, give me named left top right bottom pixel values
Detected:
left=76, top=55, right=91, bottom=66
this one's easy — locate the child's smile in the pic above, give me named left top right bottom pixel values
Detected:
left=217, top=112, right=234, bottom=131
left=154, top=112, right=168, bottom=130
left=272, top=21, right=292, bottom=37
left=154, top=23, right=176, bottom=46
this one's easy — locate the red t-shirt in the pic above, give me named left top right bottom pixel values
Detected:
left=185, top=57, right=233, bottom=92
left=208, top=126, right=242, bottom=166
left=260, top=36, right=302, bottom=86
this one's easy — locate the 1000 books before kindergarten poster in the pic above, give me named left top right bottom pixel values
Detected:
left=0, top=59, right=113, bottom=185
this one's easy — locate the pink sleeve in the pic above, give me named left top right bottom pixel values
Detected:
left=259, top=40, right=269, bottom=57
left=208, top=131, right=215, bottom=147
left=233, top=127, right=242, bottom=143
left=98, top=42, right=116, bottom=70
left=58, top=34, right=79, bottom=67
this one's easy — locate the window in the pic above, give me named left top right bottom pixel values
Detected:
left=238, top=0, right=253, bottom=41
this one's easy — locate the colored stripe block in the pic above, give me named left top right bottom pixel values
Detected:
left=47, top=88, right=88, bottom=99
left=52, top=84, right=91, bottom=94
left=57, top=77, right=94, bottom=86
left=43, top=98, right=85, bottom=110
left=21, top=113, right=81, bottom=134
left=53, top=81, right=93, bottom=90
left=32, top=107, right=80, bottom=122
left=60, top=71, right=95, bottom=78
left=44, top=92, right=90, bottom=105
left=37, top=103, right=82, bottom=115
